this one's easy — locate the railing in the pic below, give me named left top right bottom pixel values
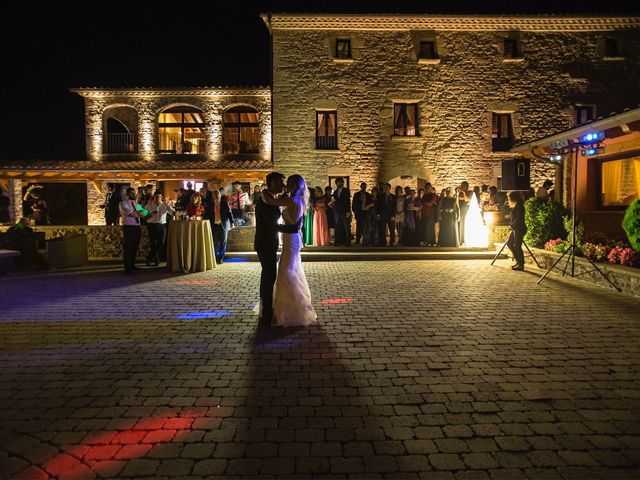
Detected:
left=105, top=133, right=137, bottom=154
left=492, top=137, right=514, bottom=152
left=158, top=133, right=206, bottom=154
left=316, top=135, right=338, bottom=150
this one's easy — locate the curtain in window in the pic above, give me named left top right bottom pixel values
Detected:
left=602, top=160, right=623, bottom=205
left=406, top=105, right=416, bottom=136
left=394, top=105, right=403, bottom=135
left=326, top=113, right=336, bottom=136
left=317, top=114, right=326, bottom=136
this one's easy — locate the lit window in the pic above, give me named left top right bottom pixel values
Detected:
left=223, top=107, right=260, bottom=154
left=492, top=113, right=514, bottom=152
left=316, top=111, right=338, bottom=149
left=393, top=104, right=418, bottom=136
left=158, top=107, right=205, bottom=154
left=419, top=41, right=437, bottom=59
left=335, top=39, right=351, bottom=59
left=600, top=158, right=640, bottom=207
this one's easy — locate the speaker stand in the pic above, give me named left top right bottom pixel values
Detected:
left=491, top=229, right=541, bottom=268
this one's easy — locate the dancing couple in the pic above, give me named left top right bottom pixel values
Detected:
left=254, top=172, right=318, bottom=328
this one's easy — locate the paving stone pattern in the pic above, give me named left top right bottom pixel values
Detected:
left=0, top=260, right=639, bottom=479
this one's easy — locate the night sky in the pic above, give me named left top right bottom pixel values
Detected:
left=1, top=0, right=638, bottom=162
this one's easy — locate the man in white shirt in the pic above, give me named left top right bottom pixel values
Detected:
left=119, top=187, right=143, bottom=273
left=145, top=192, right=174, bottom=266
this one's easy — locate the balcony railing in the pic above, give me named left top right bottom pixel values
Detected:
left=492, top=137, right=514, bottom=152
left=159, top=133, right=206, bottom=154
left=105, top=133, right=138, bottom=154
left=316, top=135, right=338, bottom=150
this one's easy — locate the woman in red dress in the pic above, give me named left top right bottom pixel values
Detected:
left=312, top=186, right=330, bottom=246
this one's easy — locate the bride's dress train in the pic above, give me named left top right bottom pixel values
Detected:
left=273, top=199, right=317, bottom=327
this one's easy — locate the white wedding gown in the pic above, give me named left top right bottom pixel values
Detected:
left=273, top=198, right=318, bottom=327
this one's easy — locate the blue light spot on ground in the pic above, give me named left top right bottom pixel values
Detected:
left=223, top=257, right=248, bottom=263
left=176, top=310, right=232, bottom=319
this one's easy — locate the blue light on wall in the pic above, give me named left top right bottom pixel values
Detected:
left=176, top=310, right=232, bottom=319
left=581, top=147, right=603, bottom=156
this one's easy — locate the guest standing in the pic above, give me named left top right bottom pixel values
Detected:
left=457, top=181, right=469, bottom=246
left=324, top=185, right=335, bottom=238
left=377, top=183, right=396, bottom=246
left=422, top=188, right=438, bottom=246
left=303, top=187, right=315, bottom=246
left=145, top=192, right=174, bottom=266
left=507, top=192, right=527, bottom=271
left=403, top=189, right=421, bottom=246
left=394, top=186, right=405, bottom=245
left=119, top=187, right=143, bottom=273
left=351, top=182, right=371, bottom=245
left=332, top=177, right=351, bottom=246
left=362, top=187, right=381, bottom=246
left=186, top=194, right=204, bottom=218
left=437, top=188, right=459, bottom=247
left=313, top=186, right=330, bottom=246
left=211, top=189, right=235, bottom=264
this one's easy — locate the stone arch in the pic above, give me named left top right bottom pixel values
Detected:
left=103, top=105, right=138, bottom=154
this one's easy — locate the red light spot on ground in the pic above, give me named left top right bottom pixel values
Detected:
left=320, top=297, right=353, bottom=304
left=178, top=280, right=217, bottom=285
left=163, top=417, right=194, bottom=429
left=114, top=443, right=153, bottom=460
left=12, top=413, right=204, bottom=479
left=110, top=430, right=147, bottom=445
left=142, top=429, right=177, bottom=444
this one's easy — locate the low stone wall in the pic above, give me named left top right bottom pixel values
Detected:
left=523, top=247, right=640, bottom=298
left=0, top=224, right=254, bottom=259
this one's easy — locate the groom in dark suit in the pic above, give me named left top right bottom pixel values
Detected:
left=254, top=172, right=302, bottom=327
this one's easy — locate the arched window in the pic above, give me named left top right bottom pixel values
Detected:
left=158, top=106, right=205, bottom=154
left=223, top=106, right=259, bottom=154
left=104, top=106, right=138, bottom=154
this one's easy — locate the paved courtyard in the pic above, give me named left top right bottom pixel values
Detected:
left=1, top=259, right=639, bottom=479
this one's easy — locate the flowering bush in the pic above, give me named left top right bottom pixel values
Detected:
left=609, top=246, right=640, bottom=267
left=544, top=238, right=564, bottom=251
left=582, top=242, right=611, bottom=262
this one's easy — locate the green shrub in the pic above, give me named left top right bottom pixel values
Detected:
left=524, top=198, right=567, bottom=248
left=622, top=199, right=640, bottom=252
left=563, top=215, right=584, bottom=247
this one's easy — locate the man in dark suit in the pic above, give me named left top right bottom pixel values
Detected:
left=332, top=177, right=351, bottom=246
left=377, top=182, right=396, bottom=246
left=254, top=172, right=302, bottom=326
left=211, top=189, right=235, bottom=264
left=351, top=182, right=372, bottom=245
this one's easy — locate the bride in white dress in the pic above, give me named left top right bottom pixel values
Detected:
left=260, top=174, right=318, bottom=327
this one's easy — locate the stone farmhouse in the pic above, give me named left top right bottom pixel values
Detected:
left=1, top=14, right=639, bottom=226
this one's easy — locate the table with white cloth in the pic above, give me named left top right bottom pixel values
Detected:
left=166, top=219, right=216, bottom=273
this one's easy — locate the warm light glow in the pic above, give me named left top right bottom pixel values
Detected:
left=320, top=298, right=353, bottom=304
left=464, top=193, right=489, bottom=247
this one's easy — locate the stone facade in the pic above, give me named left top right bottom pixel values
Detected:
left=266, top=15, right=640, bottom=191
left=7, top=179, right=22, bottom=223
left=73, top=88, right=272, bottom=163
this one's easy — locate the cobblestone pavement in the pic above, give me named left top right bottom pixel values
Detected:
left=1, top=260, right=639, bottom=479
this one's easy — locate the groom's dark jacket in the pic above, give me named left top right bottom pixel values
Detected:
left=254, top=192, right=300, bottom=251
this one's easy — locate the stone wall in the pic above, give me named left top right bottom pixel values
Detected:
left=271, top=27, right=640, bottom=191
left=81, top=92, right=271, bottom=163
left=0, top=224, right=254, bottom=259
left=7, top=179, right=22, bottom=223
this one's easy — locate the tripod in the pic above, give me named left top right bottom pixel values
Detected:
left=537, top=145, right=621, bottom=291
left=491, top=229, right=541, bottom=268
